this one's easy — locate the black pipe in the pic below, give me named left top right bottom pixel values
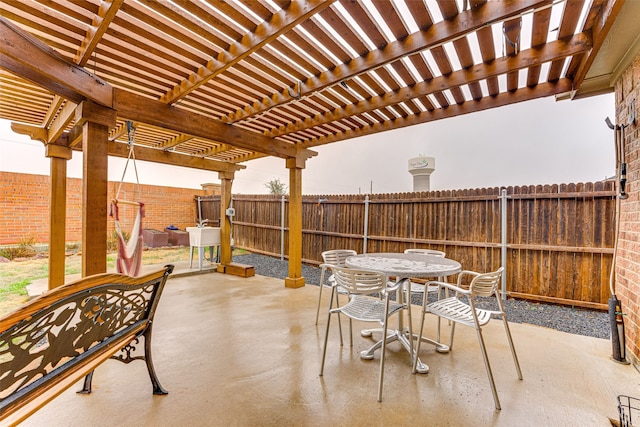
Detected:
left=620, top=163, right=629, bottom=199
left=608, top=296, right=627, bottom=363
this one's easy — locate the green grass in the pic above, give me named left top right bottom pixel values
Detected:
left=0, top=247, right=192, bottom=318
left=0, top=279, right=30, bottom=297
left=0, top=246, right=249, bottom=318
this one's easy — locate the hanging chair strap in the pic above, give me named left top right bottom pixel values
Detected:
left=110, top=121, right=146, bottom=276
left=115, top=121, right=141, bottom=202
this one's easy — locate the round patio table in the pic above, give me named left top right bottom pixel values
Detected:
left=345, top=252, right=461, bottom=374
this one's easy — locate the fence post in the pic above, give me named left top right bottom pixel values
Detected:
left=500, top=188, right=508, bottom=301
left=281, top=195, right=285, bottom=260
left=363, top=195, right=370, bottom=254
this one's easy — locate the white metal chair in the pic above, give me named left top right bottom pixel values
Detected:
left=403, top=248, right=446, bottom=295
left=411, top=267, right=522, bottom=410
left=314, top=249, right=357, bottom=326
left=319, top=266, right=409, bottom=402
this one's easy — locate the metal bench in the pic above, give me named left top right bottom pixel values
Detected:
left=0, top=265, right=174, bottom=425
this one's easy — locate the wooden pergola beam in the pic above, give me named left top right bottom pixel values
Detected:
left=0, top=16, right=316, bottom=160
left=47, top=101, right=78, bottom=143
left=114, top=89, right=317, bottom=160
left=13, top=121, right=245, bottom=173
left=102, top=141, right=245, bottom=174
left=74, top=0, right=124, bottom=66
left=0, top=17, right=112, bottom=107
left=270, top=33, right=591, bottom=137
left=302, top=79, right=573, bottom=148
left=224, top=0, right=552, bottom=123
left=160, top=0, right=335, bottom=105
left=67, top=131, right=245, bottom=173
left=569, top=0, right=624, bottom=90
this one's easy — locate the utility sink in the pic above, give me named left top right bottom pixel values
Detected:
left=186, top=227, right=220, bottom=247
left=186, top=227, right=221, bottom=270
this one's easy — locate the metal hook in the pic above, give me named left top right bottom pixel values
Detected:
left=287, top=80, right=302, bottom=100
left=126, top=121, right=136, bottom=146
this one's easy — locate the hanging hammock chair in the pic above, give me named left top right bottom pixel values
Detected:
left=110, top=121, right=144, bottom=277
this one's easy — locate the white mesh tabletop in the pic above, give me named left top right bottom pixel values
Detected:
left=346, top=253, right=461, bottom=278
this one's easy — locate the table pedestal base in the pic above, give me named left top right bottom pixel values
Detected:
left=359, top=328, right=450, bottom=374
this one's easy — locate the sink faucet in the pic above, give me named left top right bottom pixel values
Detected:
left=198, top=219, right=209, bottom=228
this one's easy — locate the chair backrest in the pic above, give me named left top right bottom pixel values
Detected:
left=330, top=266, right=387, bottom=295
left=321, top=249, right=357, bottom=267
left=404, top=248, right=446, bottom=257
left=469, top=267, right=504, bottom=297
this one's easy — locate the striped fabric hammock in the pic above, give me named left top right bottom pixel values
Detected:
left=111, top=121, right=144, bottom=276
left=110, top=200, right=144, bottom=277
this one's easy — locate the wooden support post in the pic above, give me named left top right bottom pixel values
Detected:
left=285, top=156, right=306, bottom=288
left=217, top=171, right=234, bottom=272
left=76, top=101, right=116, bottom=277
left=45, top=144, right=72, bottom=289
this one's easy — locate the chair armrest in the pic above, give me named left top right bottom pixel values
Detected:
left=457, top=270, right=481, bottom=282
left=455, top=270, right=482, bottom=289
left=425, top=280, right=471, bottom=296
left=320, top=263, right=335, bottom=271
left=385, top=280, right=403, bottom=293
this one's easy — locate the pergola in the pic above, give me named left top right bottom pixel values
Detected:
left=1, top=0, right=638, bottom=290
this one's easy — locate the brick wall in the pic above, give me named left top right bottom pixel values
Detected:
left=0, top=172, right=211, bottom=245
left=615, top=53, right=640, bottom=364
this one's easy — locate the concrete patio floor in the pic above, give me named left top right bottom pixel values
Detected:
left=20, top=263, right=640, bottom=426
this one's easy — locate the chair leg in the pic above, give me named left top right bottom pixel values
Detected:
left=502, top=316, right=523, bottom=380
left=448, top=321, right=456, bottom=350
left=378, top=297, right=392, bottom=402
left=403, top=280, right=414, bottom=367
left=315, top=268, right=326, bottom=325
left=336, top=293, right=344, bottom=347
left=319, top=288, right=336, bottom=376
left=475, top=327, right=501, bottom=410
left=349, top=318, right=353, bottom=347
left=412, top=303, right=427, bottom=374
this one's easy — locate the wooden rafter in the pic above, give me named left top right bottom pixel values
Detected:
left=569, top=0, right=624, bottom=90
left=194, top=144, right=231, bottom=158
left=0, top=16, right=316, bottom=160
left=154, top=134, right=196, bottom=151
left=269, top=34, right=591, bottom=138
left=74, top=0, right=124, bottom=66
left=46, top=100, right=77, bottom=143
left=302, top=79, right=573, bottom=149
left=0, top=17, right=112, bottom=106
left=113, top=89, right=317, bottom=160
left=41, top=96, right=65, bottom=128
left=58, top=126, right=245, bottom=174
left=159, top=0, right=335, bottom=105
left=224, top=0, right=552, bottom=124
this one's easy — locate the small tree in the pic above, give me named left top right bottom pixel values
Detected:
left=265, top=177, right=288, bottom=195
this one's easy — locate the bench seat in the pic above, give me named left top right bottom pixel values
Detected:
left=0, top=265, right=173, bottom=425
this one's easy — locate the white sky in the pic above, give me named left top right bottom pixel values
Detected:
left=0, top=93, right=616, bottom=195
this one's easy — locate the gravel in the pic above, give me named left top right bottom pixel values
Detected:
left=234, top=253, right=611, bottom=340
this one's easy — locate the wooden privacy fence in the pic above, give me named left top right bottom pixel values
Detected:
left=198, top=181, right=616, bottom=310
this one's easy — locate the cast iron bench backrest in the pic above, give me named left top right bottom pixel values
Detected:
left=0, top=265, right=174, bottom=425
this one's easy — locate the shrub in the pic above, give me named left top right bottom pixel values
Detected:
left=0, top=236, right=37, bottom=260
left=106, top=230, right=130, bottom=252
